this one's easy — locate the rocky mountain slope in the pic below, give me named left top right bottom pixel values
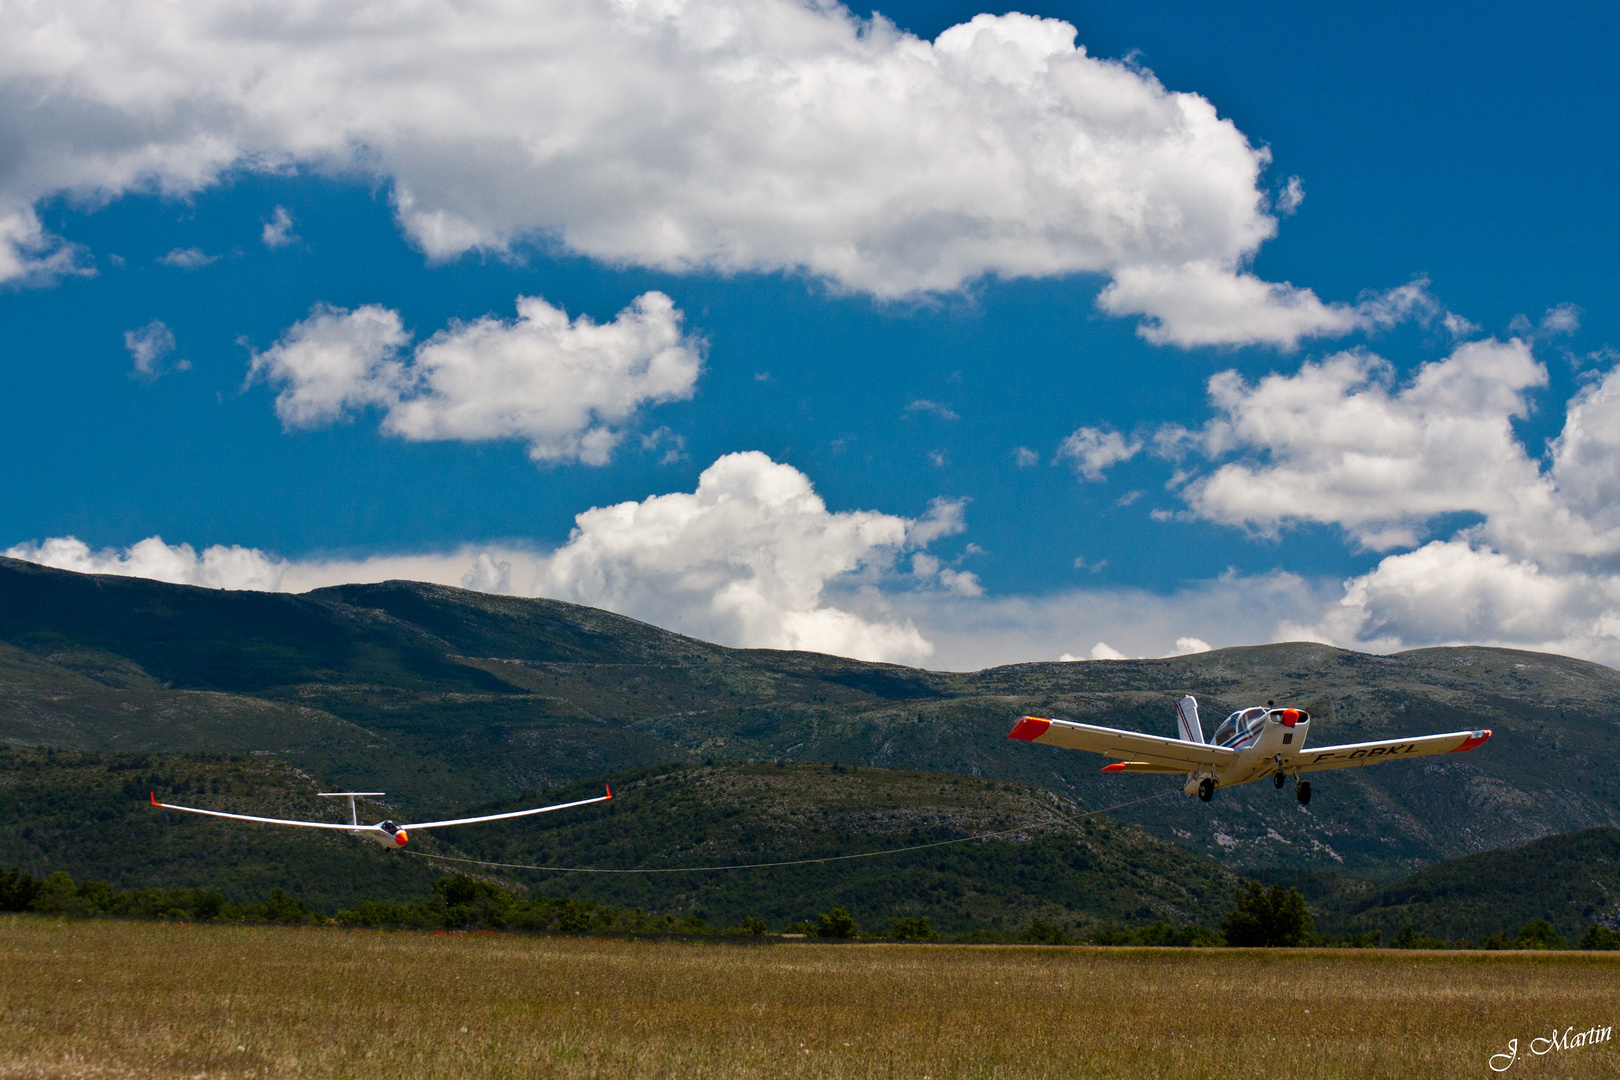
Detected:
left=4, top=555, right=1616, bottom=878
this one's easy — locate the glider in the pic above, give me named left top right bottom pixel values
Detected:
left=149, top=787, right=612, bottom=847
left=1008, top=695, right=1490, bottom=804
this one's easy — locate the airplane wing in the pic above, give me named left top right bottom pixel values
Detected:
left=1293, top=730, right=1490, bottom=773
left=403, top=786, right=613, bottom=830
left=150, top=792, right=368, bottom=829
left=1008, top=716, right=1239, bottom=771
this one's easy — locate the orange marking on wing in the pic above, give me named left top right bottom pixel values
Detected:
left=1007, top=716, right=1051, bottom=741
left=1449, top=730, right=1492, bottom=753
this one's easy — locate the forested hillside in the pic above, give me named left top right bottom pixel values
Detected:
left=4, top=556, right=1618, bottom=879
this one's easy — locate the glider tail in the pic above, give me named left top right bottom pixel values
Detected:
left=1175, top=694, right=1205, bottom=745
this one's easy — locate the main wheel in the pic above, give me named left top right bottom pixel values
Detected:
left=1198, top=778, right=1214, bottom=802
left=1273, top=772, right=1286, bottom=789
left=1297, top=780, right=1311, bottom=805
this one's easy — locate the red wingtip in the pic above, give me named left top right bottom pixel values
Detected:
left=150, top=791, right=159, bottom=806
left=1007, top=716, right=1052, bottom=742
left=605, top=784, right=613, bottom=800
left=1450, top=729, right=1492, bottom=753
left=1100, top=762, right=1128, bottom=773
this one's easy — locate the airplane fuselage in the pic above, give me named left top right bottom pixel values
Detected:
left=1181, top=707, right=1309, bottom=795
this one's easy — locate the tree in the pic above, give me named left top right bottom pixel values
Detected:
left=815, top=907, right=859, bottom=939
left=1220, top=882, right=1314, bottom=947
left=1579, top=925, right=1620, bottom=950
left=890, top=916, right=939, bottom=941
left=1514, top=919, right=1566, bottom=950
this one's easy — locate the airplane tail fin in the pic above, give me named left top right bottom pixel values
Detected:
left=1175, top=694, right=1205, bottom=744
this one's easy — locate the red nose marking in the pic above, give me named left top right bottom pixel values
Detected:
left=1281, top=709, right=1300, bottom=727
left=395, top=831, right=408, bottom=847
left=1008, top=716, right=1051, bottom=741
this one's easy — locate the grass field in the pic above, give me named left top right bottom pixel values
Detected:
left=2, top=916, right=1616, bottom=1079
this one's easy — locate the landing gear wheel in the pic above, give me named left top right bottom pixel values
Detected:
left=1273, top=772, right=1286, bottom=789
left=1198, top=778, right=1214, bottom=802
left=1296, top=780, right=1311, bottom=805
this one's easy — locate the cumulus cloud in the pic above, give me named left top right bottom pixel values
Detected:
left=248, top=292, right=702, bottom=465
left=5, top=535, right=286, bottom=591
left=158, top=247, right=218, bottom=269
left=906, top=400, right=959, bottom=421
left=1056, top=426, right=1142, bottom=481
left=1097, top=265, right=1440, bottom=350
left=1143, top=337, right=1620, bottom=666
left=0, top=208, right=91, bottom=285
left=1173, top=339, right=1550, bottom=550
left=262, top=205, right=297, bottom=249
left=1, top=1, right=1404, bottom=346
left=532, top=452, right=944, bottom=662
left=124, top=319, right=183, bottom=378
left=1275, top=175, right=1304, bottom=216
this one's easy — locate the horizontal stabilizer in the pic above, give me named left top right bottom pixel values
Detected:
left=1100, top=761, right=1187, bottom=775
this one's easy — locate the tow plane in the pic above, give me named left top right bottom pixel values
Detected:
left=1008, top=695, right=1490, bottom=804
left=150, top=787, right=612, bottom=847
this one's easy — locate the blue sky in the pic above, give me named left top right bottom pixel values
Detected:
left=3, top=0, right=1617, bottom=668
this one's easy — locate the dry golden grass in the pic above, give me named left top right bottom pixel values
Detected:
left=2, top=915, right=1616, bottom=1079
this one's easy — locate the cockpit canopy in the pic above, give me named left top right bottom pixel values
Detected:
left=1210, top=706, right=1309, bottom=748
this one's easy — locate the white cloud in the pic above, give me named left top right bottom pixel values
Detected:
left=1012, top=446, right=1039, bottom=468
left=5, top=535, right=286, bottom=591
left=1140, top=338, right=1620, bottom=667
left=262, top=205, right=297, bottom=249
left=248, top=292, right=702, bottom=465
left=0, top=208, right=90, bottom=285
left=1056, top=426, right=1142, bottom=481
left=247, top=303, right=411, bottom=428
left=124, top=319, right=180, bottom=378
left=1172, top=636, right=1212, bottom=655
left=532, top=452, right=940, bottom=662
left=1089, top=641, right=1127, bottom=660
left=906, top=400, right=959, bottom=421
left=1275, top=175, right=1304, bottom=216
left=1, top=1, right=1397, bottom=346
left=1173, top=339, right=1550, bottom=551
left=1096, top=264, right=1439, bottom=350
left=158, top=247, right=217, bottom=269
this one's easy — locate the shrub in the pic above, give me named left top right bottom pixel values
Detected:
left=1391, top=925, right=1447, bottom=950
left=814, top=907, right=859, bottom=939
left=890, top=916, right=939, bottom=941
left=1514, top=920, right=1566, bottom=950
left=1579, top=925, right=1620, bottom=950
left=1220, top=882, right=1314, bottom=947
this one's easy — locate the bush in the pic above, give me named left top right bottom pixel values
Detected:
left=1220, top=882, right=1314, bottom=947
left=1579, top=925, right=1620, bottom=950
left=1515, top=920, right=1566, bottom=950
left=814, top=907, right=859, bottom=939
left=1481, top=931, right=1512, bottom=950
left=1391, top=925, right=1447, bottom=950
left=889, top=916, right=938, bottom=941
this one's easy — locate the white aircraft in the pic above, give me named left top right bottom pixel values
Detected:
left=1008, top=695, right=1491, bottom=804
left=149, top=786, right=612, bottom=847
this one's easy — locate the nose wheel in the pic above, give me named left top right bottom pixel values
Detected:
left=1273, top=771, right=1285, bottom=789
left=1296, top=780, right=1311, bottom=805
left=1198, top=778, right=1215, bottom=802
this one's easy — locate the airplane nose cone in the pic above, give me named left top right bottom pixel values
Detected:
left=395, top=830, right=408, bottom=847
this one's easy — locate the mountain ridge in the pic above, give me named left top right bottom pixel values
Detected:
left=3, top=556, right=1617, bottom=877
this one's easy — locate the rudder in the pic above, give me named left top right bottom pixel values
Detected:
left=1175, top=694, right=1205, bottom=744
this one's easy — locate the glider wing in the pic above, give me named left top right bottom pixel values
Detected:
left=150, top=793, right=368, bottom=829
left=403, top=786, right=613, bottom=830
left=1008, top=716, right=1239, bottom=770
left=1293, top=730, right=1491, bottom=773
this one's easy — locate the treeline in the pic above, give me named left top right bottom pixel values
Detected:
left=7, top=868, right=1620, bottom=949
